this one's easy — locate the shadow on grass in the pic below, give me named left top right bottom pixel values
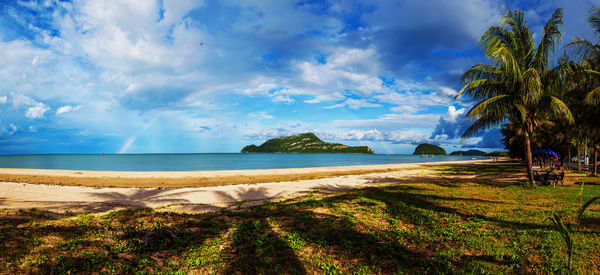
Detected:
left=0, top=163, right=575, bottom=273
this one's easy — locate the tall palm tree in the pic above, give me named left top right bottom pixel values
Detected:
left=567, top=6, right=600, bottom=105
left=456, top=8, right=574, bottom=186
left=566, top=6, right=600, bottom=174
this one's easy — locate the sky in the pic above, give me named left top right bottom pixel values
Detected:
left=0, top=0, right=597, bottom=155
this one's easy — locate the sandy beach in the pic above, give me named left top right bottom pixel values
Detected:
left=0, top=159, right=495, bottom=213
left=0, top=159, right=490, bottom=188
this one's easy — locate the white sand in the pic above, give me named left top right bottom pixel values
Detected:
left=0, top=159, right=494, bottom=214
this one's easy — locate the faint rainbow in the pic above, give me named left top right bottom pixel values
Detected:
left=184, top=82, right=247, bottom=102
left=117, top=118, right=157, bottom=154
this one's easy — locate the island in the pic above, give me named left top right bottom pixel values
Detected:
left=241, top=132, right=375, bottom=154
left=413, top=143, right=447, bottom=155
left=449, top=149, right=486, bottom=156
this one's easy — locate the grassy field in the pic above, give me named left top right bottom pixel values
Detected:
left=1, top=164, right=599, bottom=274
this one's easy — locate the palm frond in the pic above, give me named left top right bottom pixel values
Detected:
left=461, top=115, right=505, bottom=138
left=565, top=38, right=600, bottom=63
left=584, top=86, right=600, bottom=105
left=543, top=95, right=575, bottom=124
left=587, top=6, right=600, bottom=35
left=460, top=64, right=501, bottom=84
left=465, top=95, right=510, bottom=119
left=523, top=68, right=542, bottom=104
left=534, top=8, right=563, bottom=70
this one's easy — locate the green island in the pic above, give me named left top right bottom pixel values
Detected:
left=449, top=149, right=486, bottom=156
left=241, top=132, right=374, bottom=154
left=412, top=143, right=447, bottom=155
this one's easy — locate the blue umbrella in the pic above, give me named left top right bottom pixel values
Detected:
left=533, top=149, right=559, bottom=157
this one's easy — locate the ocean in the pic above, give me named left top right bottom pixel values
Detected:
left=0, top=153, right=488, bottom=171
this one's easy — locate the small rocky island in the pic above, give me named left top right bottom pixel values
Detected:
left=241, top=132, right=375, bottom=154
left=413, top=143, right=447, bottom=155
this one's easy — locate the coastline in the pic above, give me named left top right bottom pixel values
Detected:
left=0, top=159, right=495, bottom=188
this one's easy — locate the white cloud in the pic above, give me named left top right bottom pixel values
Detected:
left=332, top=113, right=440, bottom=130
left=325, top=98, right=382, bottom=110
left=8, top=123, right=18, bottom=135
left=25, top=103, right=50, bottom=118
left=444, top=105, right=467, bottom=123
left=56, top=105, right=82, bottom=115
left=11, top=93, right=38, bottom=108
left=0, top=96, right=6, bottom=104
left=245, top=128, right=297, bottom=140
left=247, top=112, right=274, bottom=120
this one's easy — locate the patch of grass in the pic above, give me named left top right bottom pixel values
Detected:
left=0, top=164, right=599, bottom=273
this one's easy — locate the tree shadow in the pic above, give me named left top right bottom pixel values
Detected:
left=223, top=218, right=307, bottom=274
left=356, top=185, right=550, bottom=231
left=212, top=187, right=284, bottom=209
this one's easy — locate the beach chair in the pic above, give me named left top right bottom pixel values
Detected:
left=546, top=171, right=565, bottom=187
left=533, top=170, right=550, bottom=185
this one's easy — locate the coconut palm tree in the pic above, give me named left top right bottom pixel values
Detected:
left=567, top=6, right=600, bottom=105
left=566, top=6, right=600, bottom=173
left=456, top=8, right=574, bottom=186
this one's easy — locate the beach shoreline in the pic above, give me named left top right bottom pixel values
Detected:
left=0, top=159, right=505, bottom=214
left=0, top=159, right=495, bottom=188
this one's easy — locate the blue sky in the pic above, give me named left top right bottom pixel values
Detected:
left=0, top=0, right=596, bottom=154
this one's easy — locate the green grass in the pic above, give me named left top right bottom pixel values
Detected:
left=1, top=164, right=599, bottom=273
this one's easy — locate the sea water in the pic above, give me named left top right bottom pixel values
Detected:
left=0, top=153, right=488, bottom=171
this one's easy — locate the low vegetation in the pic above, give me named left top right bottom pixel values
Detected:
left=241, top=132, right=374, bottom=154
left=413, top=143, right=447, bottom=155
left=1, top=164, right=599, bottom=273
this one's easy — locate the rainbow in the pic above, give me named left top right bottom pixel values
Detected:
left=116, top=82, right=256, bottom=154
left=117, top=135, right=138, bottom=154
left=184, top=82, right=247, bottom=102
left=117, top=118, right=157, bottom=154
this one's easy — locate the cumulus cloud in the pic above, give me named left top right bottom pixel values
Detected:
left=25, top=103, right=50, bottom=119
left=56, top=105, right=82, bottom=115
left=430, top=106, right=470, bottom=139
left=0, top=96, right=6, bottom=104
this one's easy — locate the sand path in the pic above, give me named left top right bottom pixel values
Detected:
left=0, top=160, right=494, bottom=214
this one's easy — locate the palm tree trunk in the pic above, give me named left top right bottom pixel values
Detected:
left=568, top=143, right=572, bottom=170
left=578, top=143, right=582, bottom=172
left=525, top=132, right=534, bottom=186
left=594, top=146, right=598, bottom=175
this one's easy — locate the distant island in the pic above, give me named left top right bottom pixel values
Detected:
left=413, top=143, right=447, bottom=155
left=241, top=132, right=375, bottom=154
left=449, top=149, right=485, bottom=156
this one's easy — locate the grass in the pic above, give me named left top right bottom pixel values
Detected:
left=1, top=164, right=599, bottom=273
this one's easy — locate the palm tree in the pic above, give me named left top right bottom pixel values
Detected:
left=566, top=6, right=600, bottom=174
left=456, top=8, right=574, bottom=186
left=567, top=6, right=600, bottom=105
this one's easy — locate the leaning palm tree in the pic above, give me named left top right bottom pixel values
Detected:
left=456, top=8, right=574, bottom=186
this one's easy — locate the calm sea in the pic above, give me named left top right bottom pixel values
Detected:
left=0, top=153, right=488, bottom=171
